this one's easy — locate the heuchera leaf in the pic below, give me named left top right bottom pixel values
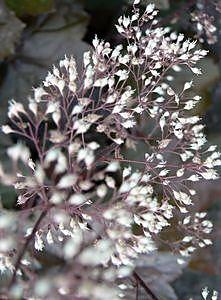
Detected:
left=5, top=0, right=54, bottom=16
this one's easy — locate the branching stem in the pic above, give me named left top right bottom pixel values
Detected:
left=133, top=271, right=160, bottom=300
left=8, top=210, right=48, bottom=289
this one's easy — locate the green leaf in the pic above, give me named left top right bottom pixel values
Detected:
left=5, top=0, right=54, bottom=16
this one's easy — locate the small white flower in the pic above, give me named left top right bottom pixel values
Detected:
left=145, top=3, right=155, bottom=14
left=92, top=35, right=99, bottom=48
left=83, top=51, right=91, bottom=67
left=122, top=119, right=136, bottom=128
left=122, top=16, right=130, bottom=28
left=28, top=158, right=35, bottom=171
left=34, top=232, right=44, bottom=251
left=105, top=176, right=115, bottom=189
left=34, top=87, right=47, bottom=102
left=7, top=143, right=30, bottom=163
left=74, top=120, right=91, bottom=134
left=183, top=81, right=193, bottom=91
left=177, top=168, right=184, bottom=177
left=57, top=79, right=65, bottom=95
left=159, top=169, right=169, bottom=177
left=69, top=194, right=86, bottom=206
left=177, top=258, right=185, bottom=265
left=94, top=77, right=108, bottom=87
left=187, top=174, right=199, bottom=182
left=133, top=0, right=140, bottom=5
left=115, top=69, right=129, bottom=81
left=59, top=55, right=70, bottom=69
left=182, top=236, right=193, bottom=243
left=202, top=287, right=209, bottom=300
left=8, top=100, right=26, bottom=119
left=57, top=174, right=76, bottom=188
left=97, top=184, right=107, bottom=198
left=212, top=290, right=218, bottom=300
left=1, top=125, right=14, bottom=134
left=71, top=105, right=83, bottom=115
left=46, top=230, right=54, bottom=244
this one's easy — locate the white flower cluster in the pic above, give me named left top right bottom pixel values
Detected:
left=201, top=287, right=218, bottom=300
left=189, top=287, right=218, bottom=300
left=192, top=9, right=217, bottom=44
left=0, top=1, right=220, bottom=299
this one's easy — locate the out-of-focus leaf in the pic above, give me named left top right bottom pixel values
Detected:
left=0, top=2, right=25, bottom=60
left=126, top=252, right=187, bottom=300
left=0, top=5, right=89, bottom=122
left=5, top=0, right=54, bottom=16
left=189, top=248, right=218, bottom=275
left=0, top=184, right=16, bottom=208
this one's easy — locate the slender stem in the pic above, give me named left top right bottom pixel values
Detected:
left=136, top=278, right=139, bottom=300
left=8, top=210, right=48, bottom=289
left=133, top=271, right=160, bottom=300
